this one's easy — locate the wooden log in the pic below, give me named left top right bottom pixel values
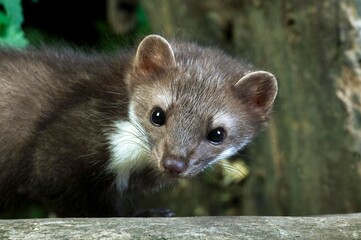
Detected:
left=0, top=214, right=360, bottom=239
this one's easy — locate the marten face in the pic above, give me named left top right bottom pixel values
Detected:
left=107, top=35, right=277, bottom=190
left=127, top=71, right=254, bottom=179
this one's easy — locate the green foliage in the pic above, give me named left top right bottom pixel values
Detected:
left=0, top=0, right=28, bottom=48
left=135, top=5, right=152, bottom=36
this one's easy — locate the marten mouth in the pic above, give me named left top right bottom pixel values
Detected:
left=164, top=172, right=191, bottom=179
left=161, top=160, right=212, bottom=179
left=160, top=165, right=202, bottom=179
left=161, top=166, right=203, bottom=179
left=159, top=157, right=207, bottom=178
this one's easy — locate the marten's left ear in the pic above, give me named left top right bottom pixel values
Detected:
left=134, top=35, right=176, bottom=76
left=234, top=71, right=278, bottom=116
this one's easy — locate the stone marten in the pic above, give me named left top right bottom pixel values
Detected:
left=0, top=35, right=277, bottom=217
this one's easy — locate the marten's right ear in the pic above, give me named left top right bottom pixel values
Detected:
left=133, top=35, right=176, bottom=76
left=234, top=71, right=278, bottom=120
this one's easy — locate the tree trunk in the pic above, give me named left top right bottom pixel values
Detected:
left=140, top=0, right=361, bottom=216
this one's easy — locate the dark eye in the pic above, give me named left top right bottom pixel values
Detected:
left=150, top=107, right=166, bottom=126
left=207, top=127, right=226, bottom=144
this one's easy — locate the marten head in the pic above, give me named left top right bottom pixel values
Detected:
left=108, top=35, right=277, bottom=191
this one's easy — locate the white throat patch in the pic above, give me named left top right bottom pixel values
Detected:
left=107, top=118, right=150, bottom=191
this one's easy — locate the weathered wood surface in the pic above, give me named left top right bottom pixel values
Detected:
left=0, top=214, right=360, bottom=239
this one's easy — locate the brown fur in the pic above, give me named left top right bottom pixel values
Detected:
left=0, top=48, right=131, bottom=216
left=0, top=35, right=277, bottom=217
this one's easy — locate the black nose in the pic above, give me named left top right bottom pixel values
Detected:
left=162, top=158, right=186, bottom=176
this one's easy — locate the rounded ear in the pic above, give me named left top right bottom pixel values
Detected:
left=133, top=35, right=176, bottom=76
left=234, top=71, right=278, bottom=115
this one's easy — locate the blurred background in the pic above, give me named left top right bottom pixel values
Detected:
left=0, top=0, right=360, bottom=218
